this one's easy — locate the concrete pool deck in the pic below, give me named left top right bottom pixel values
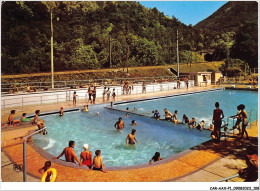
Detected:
left=1, top=85, right=258, bottom=182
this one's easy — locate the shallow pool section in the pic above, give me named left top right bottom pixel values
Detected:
left=34, top=108, right=211, bottom=167
left=114, top=90, right=258, bottom=127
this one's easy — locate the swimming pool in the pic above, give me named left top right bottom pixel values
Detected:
left=114, top=89, right=258, bottom=127
left=33, top=89, right=258, bottom=168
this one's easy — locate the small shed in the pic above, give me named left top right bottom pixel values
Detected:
left=211, top=71, right=222, bottom=85
left=180, top=72, right=212, bottom=86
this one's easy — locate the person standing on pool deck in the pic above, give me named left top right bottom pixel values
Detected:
left=92, top=87, right=96, bottom=104
left=112, top=88, right=116, bottom=102
left=126, top=129, right=139, bottom=146
left=73, top=91, right=77, bottom=106
left=212, top=102, right=224, bottom=141
left=53, top=141, right=82, bottom=166
left=106, top=87, right=111, bottom=101
left=102, top=87, right=106, bottom=102
left=238, top=104, right=249, bottom=140
left=88, top=86, right=92, bottom=104
left=38, top=161, right=52, bottom=182
left=114, top=117, right=125, bottom=132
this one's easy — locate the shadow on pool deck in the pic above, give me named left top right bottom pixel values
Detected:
left=190, top=137, right=258, bottom=161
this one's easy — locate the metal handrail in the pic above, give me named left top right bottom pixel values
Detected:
left=23, top=127, right=47, bottom=182
left=215, top=174, right=239, bottom=182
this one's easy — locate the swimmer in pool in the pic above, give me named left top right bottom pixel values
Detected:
left=131, top=120, right=137, bottom=127
left=126, top=129, right=139, bottom=146
left=81, top=105, right=88, bottom=112
left=125, top=113, right=129, bottom=117
left=114, top=117, right=125, bottom=132
left=149, top=152, right=163, bottom=164
left=59, top=107, right=64, bottom=116
left=95, top=112, right=99, bottom=116
left=133, top=107, right=137, bottom=111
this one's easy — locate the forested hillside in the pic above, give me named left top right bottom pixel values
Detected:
left=1, top=1, right=204, bottom=75
left=195, top=1, right=258, bottom=68
left=1, top=1, right=258, bottom=76
left=195, top=1, right=258, bottom=34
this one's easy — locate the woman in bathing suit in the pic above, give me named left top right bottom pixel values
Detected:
left=238, top=104, right=249, bottom=139
left=80, top=144, right=92, bottom=169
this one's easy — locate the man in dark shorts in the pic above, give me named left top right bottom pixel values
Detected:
left=212, top=102, right=224, bottom=141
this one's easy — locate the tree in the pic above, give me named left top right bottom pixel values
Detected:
left=230, top=22, right=258, bottom=68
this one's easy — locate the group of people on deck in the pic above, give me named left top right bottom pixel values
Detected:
left=5, top=109, right=46, bottom=134
left=102, top=87, right=116, bottom=102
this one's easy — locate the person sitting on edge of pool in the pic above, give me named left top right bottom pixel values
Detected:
left=164, top=108, right=172, bottom=121
left=33, top=110, right=45, bottom=129
left=126, top=129, right=139, bottom=146
left=80, top=144, right=92, bottom=169
left=114, top=117, right=125, bottom=132
left=91, top=150, right=106, bottom=173
left=172, top=110, right=180, bottom=126
left=196, top=120, right=205, bottom=131
left=81, top=105, right=88, bottom=112
left=153, top=110, right=161, bottom=120
left=182, top=114, right=189, bottom=124
left=204, top=123, right=214, bottom=131
left=53, top=140, right=82, bottom=166
left=131, top=120, right=137, bottom=127
left=59, top=107, right=64, bottom=116
left=20, top=113, right=31, bottom=122
left=189, top=117, right=196, bottom=128
left=7, top=110, right=20, bottom=126
left=149, top=152, right=163, bottom=164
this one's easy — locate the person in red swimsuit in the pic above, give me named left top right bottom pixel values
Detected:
left=212, top=102, right=224, bottom=141
left=80, top=144, right=92, bottom=169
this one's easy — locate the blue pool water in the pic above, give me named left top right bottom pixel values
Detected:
left=34, top=89, right=258, bottom=167
left=114, top=90, right=258, bottom=127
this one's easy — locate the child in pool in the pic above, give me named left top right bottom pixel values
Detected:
left=131, top=120, right=137, bottom=127
left=59, top=107, right=64, bottom=116
left=149, top=152, right=163, bottom=164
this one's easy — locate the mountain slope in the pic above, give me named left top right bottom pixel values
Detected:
left=195, top=1, right=258, bottom=33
